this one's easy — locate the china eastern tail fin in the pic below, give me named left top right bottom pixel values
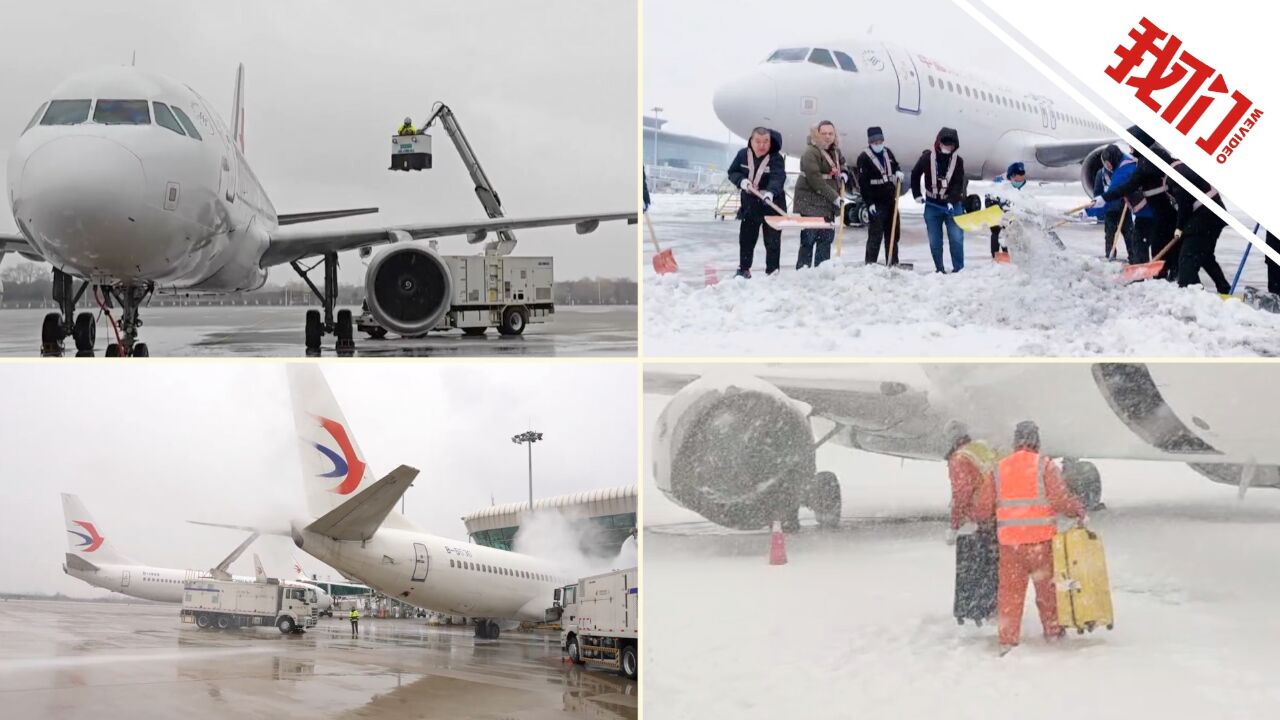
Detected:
left=61, top=493, right=130, bottom=565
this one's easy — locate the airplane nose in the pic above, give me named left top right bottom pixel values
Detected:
left=17, top=135, right=148, bottom=277
left=713, top=70, right=778, bottom=134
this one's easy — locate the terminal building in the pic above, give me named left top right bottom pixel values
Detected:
left=461, top=486, right=637, bottom=557
left=643, top=115, right=737, bottom=193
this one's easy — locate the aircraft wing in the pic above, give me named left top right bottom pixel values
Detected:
left=260, top=211, right=637, bottom=268
left=0, top=232, right=43, bottom=262
left=1032, top=137, right=1117, bottom=167
left=210, top=531, right=259, bottom=581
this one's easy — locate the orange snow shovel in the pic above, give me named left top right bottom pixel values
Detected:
left=752, top=188, right=832, bottom=231
left=1120, top=230, right=1181, bottom=283
left=645, top=212, right=677, bottom=275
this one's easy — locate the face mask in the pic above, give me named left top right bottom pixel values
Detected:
left=870, top=142, right=884, bottom=153
left=1011, top=180, right=1026, bottom=189
left=940, top=145, right=955, bottom=154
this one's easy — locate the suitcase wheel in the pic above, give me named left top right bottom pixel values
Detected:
left=1106, top=623, right=1114, bottom=631
left=1076, top=627, right=1084, bottom=635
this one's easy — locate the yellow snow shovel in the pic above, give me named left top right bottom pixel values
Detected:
left=953, top=205, right=1003, bottom=232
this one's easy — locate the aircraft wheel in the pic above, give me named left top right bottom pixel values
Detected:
left=305, top=310, right=322, bottom=351
left=133, top=343, right=149, bottom=358
left=40, top=312, right=64, bottom=356
left=105, top=343, right=121, bottom=358
left=805, top=471, right=842, bottom=529
left=487, top=620, right=500, bottom=640
left=335, top=309, right=355, bottom=351
left=73, top=312, right=96, bottom=352
left=621, top=644, right=638, bottom=680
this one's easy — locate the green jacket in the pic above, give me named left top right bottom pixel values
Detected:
left=794, top=143, right=846, bottom=219
left=349, top=609, right=360, bottom=620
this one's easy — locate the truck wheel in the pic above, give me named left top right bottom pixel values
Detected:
left=498, top=307, right=527, bottom=336
left=196, top=613, right=212, bottom=629
left=621, top=644, right=638, bottom=680
left=277, top=616, right=296, bottom=634
left=216, top=614, right=232, bottom=630
left=463, top=327, right=487, bottom=337
left=567, top=635, right=586, bottom=665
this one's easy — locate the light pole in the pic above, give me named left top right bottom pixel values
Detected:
left=511, top=430, right=543, bottom=511
left=650, top=106, right=663, bottom=167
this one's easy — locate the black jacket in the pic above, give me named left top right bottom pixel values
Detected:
left=854, top=147, right=901, bottom=204
left=726, top=129, right=787, bottom=220
left=1102, top=150, right=1176, bottom=219
left=911, top=150, right=966, bottom=205
left=1167, top=160, right=1225, bottom=233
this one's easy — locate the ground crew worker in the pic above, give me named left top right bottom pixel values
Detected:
left=727, top=127, right=787, bottom=277
left=1095, top=126, right=1178, bottom=278
left=1089, top=145, right=1145, bottom=263
left=944, top=421, right=997, bottom=543
left=397, top=116, right=416, bottom=136
left=793, top=120, right=849, bottom=269
left=1087, top=145, right=1135, bottom=259
left=910, top=127, right=967, bottom=273
left=349, top=606, right=360, bottom=637
left=985, top=162, right=1028, bottom=258
left=855, top=126, right=904, bottom=265
left=989, top=421, right=1085, bottom=655
left=1168, top=158, right=1231, bottom=294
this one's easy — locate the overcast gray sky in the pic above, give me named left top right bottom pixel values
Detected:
left=644, top=0, right=1053, bottom=142
left=0, top=361, right=636, bottom=596
left=0, top=0, right=638, bottom=284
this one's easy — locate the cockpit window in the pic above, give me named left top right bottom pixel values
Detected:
left=40, top=100, right=91, bottom=126
left=24, top=103, right=48, bottom=133
left=169, top=106, right=203, bottom=140
left=767, top=48, right=809, bottom=63
left=93, top=100, right=151, bottom=125
left=833, top=51, right=858, bottom=72
left=807, top=48, right=837, bottom=69
left=152, top=102, right=187, bottom=137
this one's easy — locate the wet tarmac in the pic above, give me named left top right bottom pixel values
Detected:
left=0, top=305, right=636, bottom=357
left=0, top=600, right=637, bottom=720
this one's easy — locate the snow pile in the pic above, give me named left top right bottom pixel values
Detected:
left=646, top=254, right=1280, bottom=357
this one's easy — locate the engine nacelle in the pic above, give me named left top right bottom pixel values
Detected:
left=653, top=375, right=816, bottom=530
left=1079, top=144, right=1111, bottom=197
left=364, top=245, right=453, bottom=336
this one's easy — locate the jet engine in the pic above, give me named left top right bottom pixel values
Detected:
left=652, top=375, right=841, bottom=530
left=363, top=245, right=453, bottom=336
left=1079, top=144, right=1112, bottom=197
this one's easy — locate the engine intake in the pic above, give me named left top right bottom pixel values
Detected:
left=653, top=376, right=815, bottom=530
left=364, top=245, right=453, bottom=336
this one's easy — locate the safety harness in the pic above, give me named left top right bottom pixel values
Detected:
left=926, top=149, right=959, bottom=202
left=862, top=147, right=896, bottom=186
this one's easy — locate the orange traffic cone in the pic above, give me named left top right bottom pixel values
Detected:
left=769, top=520, right=787, bottom=565
left=704, top=264, right=720, bottom=287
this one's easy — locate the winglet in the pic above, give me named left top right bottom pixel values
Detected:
left=231, top=63, right=245, bottom=153
left=305, top=465, right=418, bottom=541
left=210, top=531, right=259, bottom=580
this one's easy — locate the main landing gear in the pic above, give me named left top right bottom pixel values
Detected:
left=291, top=251, right=355, bottom=356
left=39, top=269, right=152, bottom=357
left=474, top=619, right=500, bottom=640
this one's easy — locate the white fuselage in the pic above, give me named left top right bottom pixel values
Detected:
left=6, top=67, right=276, bottom=292
left=61, top=562, right=254, bottom=603
left=294, top=524, right=570, bottom=621
left=713, top=38, right=1107, bottom=182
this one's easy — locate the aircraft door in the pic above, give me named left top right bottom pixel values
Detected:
left=883, top=44, right=922, bottom=114
left=121, top=570, right=130, bottom=588
left=411, top=543, right=429, bottom=583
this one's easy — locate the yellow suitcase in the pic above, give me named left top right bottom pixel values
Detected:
left=1052, top=527, right=1115, bottom=633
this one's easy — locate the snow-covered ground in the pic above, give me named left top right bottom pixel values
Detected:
left=644, top=187, right=1280, bottom=356
left=643, top=389, right=1280, bottom=719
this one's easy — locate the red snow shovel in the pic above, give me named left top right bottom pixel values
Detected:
left=1120, top=231, right=1181, bottom=283
left=645, top=213, right=677, bottom=275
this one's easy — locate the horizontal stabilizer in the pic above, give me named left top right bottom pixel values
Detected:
left=64, top=553, right=99, bottom=572
left=305, top=465, right=418, bottom=541
left=278, top=208, right=380, bottom=226
left=188, top=520, right=292, bottom=536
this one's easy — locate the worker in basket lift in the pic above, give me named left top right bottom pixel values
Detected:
left=985, top=421, right=1086, bottom=656
left=397, top=116, right=417, bottom=136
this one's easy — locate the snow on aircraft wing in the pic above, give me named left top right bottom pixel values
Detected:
left=260, top=211, right=637, bottom=268
left=1032, top=137, right=1117, bottom=167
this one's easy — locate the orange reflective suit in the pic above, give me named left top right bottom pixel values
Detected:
left=989, top=450, right=1085, bottom=646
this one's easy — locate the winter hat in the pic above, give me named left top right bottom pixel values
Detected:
left=936, top=127, right=959, bottom=150
left=1013, top=420, right=1041, bottom=450
left=867, top=126, right=884, bottom=142
left=1006, top=162, right=1026, bottom=178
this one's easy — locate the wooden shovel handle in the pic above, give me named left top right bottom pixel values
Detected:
left=1152, top=230, right=1183, bottom=263
left=748, top=186, right=791, bottom=218
left=643, top=212, right=662, bottom=252
left=887, top=179, right=902, bottom=266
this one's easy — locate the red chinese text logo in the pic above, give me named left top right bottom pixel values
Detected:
left=1105, top=17, right=1263, bottom=164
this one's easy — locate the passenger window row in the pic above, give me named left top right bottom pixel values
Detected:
left=447, top=557, right=559, bottom=583
left=925, top=75, right=1107, bottom=132
left=31, top=99, right=202, bottom=140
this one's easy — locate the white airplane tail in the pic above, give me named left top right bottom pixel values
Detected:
left=61, top=493, right=130, bottom=565
left=253, top=553, right=267, bottom=582
left=231, top=63, right=245, bottom=153
left=291, top=553, right=311, bottom=581
left=287, top=365, right=415, bottom=530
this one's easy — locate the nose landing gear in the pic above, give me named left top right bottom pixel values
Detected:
left=38, top=270, right=153, bottom=357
